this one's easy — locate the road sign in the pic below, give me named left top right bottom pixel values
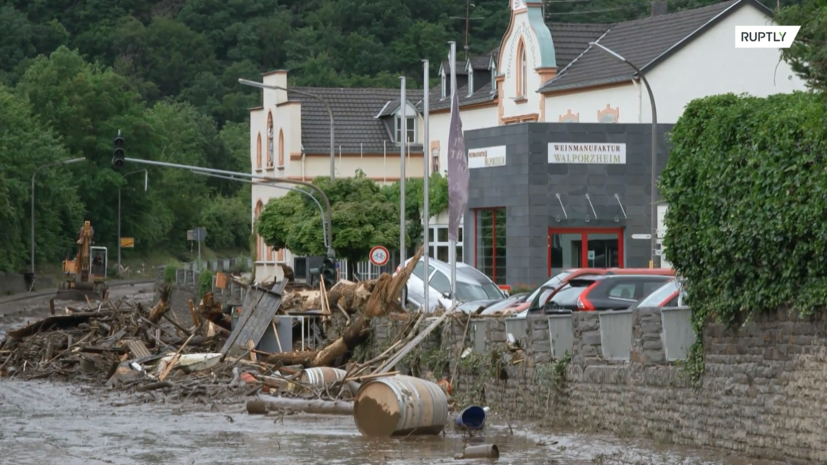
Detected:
left=587, top=250, right=595, bottom=260
left=186, top=230, right=194, bottom=241
left=631, top=234, right=652, bottom=240
left=193, top=227, right=207, bottom=242
left=369, top=246, right=390, bottom=266
left=655, top=249, right=663, bottom=256
left=120, top=237, right=134, bottom=248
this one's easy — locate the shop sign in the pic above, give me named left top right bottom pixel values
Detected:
left=548, top=143, right=626, bottom=164
left=468, top=145, right=507, bottom=169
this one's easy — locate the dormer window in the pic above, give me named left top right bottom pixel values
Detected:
left=441, top=72, right=447, bottom=99
left=491, top=69, right=497, bottom=93
left=395, top=114, right=417, bottom=144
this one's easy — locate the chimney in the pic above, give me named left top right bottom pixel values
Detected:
left=651, top=1, right=668, bottom=16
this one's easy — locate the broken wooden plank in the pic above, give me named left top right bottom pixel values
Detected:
left=220, top=280, right=288, bottom=359
left=125, top=340, right=152, bottom=359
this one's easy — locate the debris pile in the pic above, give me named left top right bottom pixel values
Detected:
left=0, top=246, right=448, bottom=408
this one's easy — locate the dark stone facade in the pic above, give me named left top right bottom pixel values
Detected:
left=462, top=122, right=673, bottom=286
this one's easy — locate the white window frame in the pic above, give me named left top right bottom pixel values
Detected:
left=429, top=225, right=463, bottom=263
left=440, top=72, right=447, bottom=99
left=467, top=66, right=474, bottom=97
left=394, top=106, right=417, bottom=144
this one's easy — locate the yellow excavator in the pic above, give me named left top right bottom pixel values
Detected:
left=57, top=221, right=109, bottom=301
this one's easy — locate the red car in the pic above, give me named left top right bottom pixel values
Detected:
left=500, top=268, right=676, bottom=314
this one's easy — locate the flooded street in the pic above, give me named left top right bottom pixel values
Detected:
left=0, top=287, right=781, bottom=464
left=0, top=379, right=779, bottom=465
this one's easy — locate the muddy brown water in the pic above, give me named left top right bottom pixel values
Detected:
left=0, top=379, right=782, bottom=465
left=0, top=286, right=782, bottom=465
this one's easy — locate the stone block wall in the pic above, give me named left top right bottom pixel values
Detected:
left=369, top=308, right=827, bottom=464
left=0, top=272, right=54, bottom=294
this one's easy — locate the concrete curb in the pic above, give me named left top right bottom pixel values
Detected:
left=0, top=279, right=155, bottom=305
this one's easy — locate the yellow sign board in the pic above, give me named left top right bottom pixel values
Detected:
left=120, top=237, right=135, bottom=248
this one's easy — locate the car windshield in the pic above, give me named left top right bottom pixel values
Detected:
left=545, top=286, right=585, bottom=308
left=630, top=280, right=678, bottom=309
left=525, top=271, right=572, bottom=304
left=456, top=282, right=500, bottom=302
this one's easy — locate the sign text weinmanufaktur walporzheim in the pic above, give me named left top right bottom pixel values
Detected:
left=548, top=143, right=627, bottom=164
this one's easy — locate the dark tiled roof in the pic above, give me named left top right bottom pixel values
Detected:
left=289, top=87, right=423, bottom=154
left=425, top=81, right=497, bottom=112
left=540, top=0, right=752, bottom=92
left=546, top=22, right=608, bottom=69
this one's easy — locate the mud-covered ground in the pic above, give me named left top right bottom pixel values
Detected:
left=0, top=287, right=781, bottom=465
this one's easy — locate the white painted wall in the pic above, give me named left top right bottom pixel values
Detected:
left=428, top=105, right=498, bottom=174
left=500, top=10, right=545, bottom=121
left=544, top=4, right=807, bottom=124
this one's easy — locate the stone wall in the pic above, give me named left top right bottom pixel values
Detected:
left=371, top=308, right=827, bottom=464
left=0, top=272, right=54, bottom=295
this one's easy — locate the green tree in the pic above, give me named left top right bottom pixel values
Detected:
left=256, top=172, right=401, bottom=278
left=0, top=86, right=83, bottom=271
left=777, top=0, right=827, bottom=92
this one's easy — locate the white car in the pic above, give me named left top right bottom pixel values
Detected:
left=395, top=257, right=506, bottom=313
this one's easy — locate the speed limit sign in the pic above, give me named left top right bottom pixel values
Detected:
left=369, top=245, right=390, bottom=266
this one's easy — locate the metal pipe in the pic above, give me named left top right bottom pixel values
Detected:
left=123, top=157, right=334, bottom=256
left=190, top=171, right=328, bottom=250
left=30, top=157, right=85, bottom=274
left=590, top=42, right=659, bottom=268
left=423, top=59, right=431, bottom=313
left=399, top=76, right=407, bottom=267
left=118, top=169, right=148, bottom=273
left=238, top=79, right=336, bottom=182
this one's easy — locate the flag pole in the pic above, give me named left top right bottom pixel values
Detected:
left=449, top=41, right=457, bottom=309
left=423, top=59, right=430, bottom=313
left=399, top=76, right=407, bottom=268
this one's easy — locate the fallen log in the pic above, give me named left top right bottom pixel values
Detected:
left=257, top=395, right=354, bottom=415
left=148, top=283, right=170, bottom=323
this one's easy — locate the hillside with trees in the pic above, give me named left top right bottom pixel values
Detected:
left=0, top=0, right=814, bottom=273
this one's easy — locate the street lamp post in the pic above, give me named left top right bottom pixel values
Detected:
left=238, top=78, right=336, bottom=182
left=118, top=169, right=148, bottom=273
left=590, top=42, right=659, bottom=268
left=30, top=157, right=85, bottom=275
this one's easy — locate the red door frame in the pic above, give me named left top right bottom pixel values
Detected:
left=474, top=207, right=505, bottom=283
left=547, top=227, right=625, bottom=276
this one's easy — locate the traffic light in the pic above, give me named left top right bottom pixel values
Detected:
left=112, top=131, right=125, bottom=169
left=310, top=255, right=338, bottom=289
left=321, top=256, right=337, bottom=289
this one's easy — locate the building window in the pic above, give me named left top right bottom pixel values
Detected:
left=597, top=104, right=619, bottom=123
left=441, top=72, right=447, bottom=99
left=431, top=147, right=440, bottom=174
left=430, top=226, right=463, bottom=263
left=395, top=115, right=416, bottom=144
left=474, top=207, right=506, bottom=284
left=256, top=133, right=262, bottom=169
left=255, top=200, right=264, bottom=261
left=491, top=69, right=497, bottom=93
left=559, top=109, right=579, bottom=123
left=266, top=112, right=274, bottom=167
left=516, top=39, right=527, bottom=98
left=277, top=129, right=285, bottom=167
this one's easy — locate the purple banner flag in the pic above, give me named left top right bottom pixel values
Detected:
left=447, top=89, right=469, bottom=243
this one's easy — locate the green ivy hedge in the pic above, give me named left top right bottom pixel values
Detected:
left=661, top=92, right=827, bottom=331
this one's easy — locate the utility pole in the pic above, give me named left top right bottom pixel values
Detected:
left=449, top=0, right=484, bottom=60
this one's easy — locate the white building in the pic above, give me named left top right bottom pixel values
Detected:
left=249, top=0, right=806, bottom=281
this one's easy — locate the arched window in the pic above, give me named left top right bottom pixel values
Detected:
left=559, top=110, right=579, bottom=123
left=597, top=104, right=619, bottom=123
left=266, top=112, right=274, bottom=167
left=256, top=133, right=262, bottom=169
left=278, top=129, right=284, bottom=167
left=517, top=38, right=527, bottom=98
left=255, top=200, right=264, bottom=261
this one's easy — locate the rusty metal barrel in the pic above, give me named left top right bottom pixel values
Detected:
left=353, top=375, right=449, bottom=437
left=300, top=367, right=347, bottom=387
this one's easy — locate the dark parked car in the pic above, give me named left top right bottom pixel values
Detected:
left=527, top=275, right=673, bottom=313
